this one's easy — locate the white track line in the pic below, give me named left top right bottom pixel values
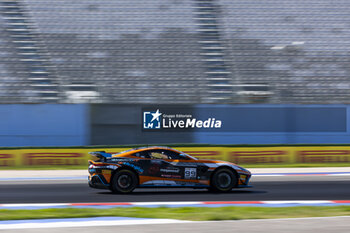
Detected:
left=132, top=201, right=202, bottom=206
left=0, top=219, right=189, bottom=230
left=1, top=203, right=69, bottom=208
left=262, top=200, right=333, bottom=204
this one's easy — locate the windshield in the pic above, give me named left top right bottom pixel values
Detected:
left=170, top=148, right=198, bottom=160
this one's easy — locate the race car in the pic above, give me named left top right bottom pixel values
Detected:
left=88, top=146, right=251, bottom=193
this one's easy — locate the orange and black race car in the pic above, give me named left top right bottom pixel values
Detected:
left=88, top=146, right=251, bottom=193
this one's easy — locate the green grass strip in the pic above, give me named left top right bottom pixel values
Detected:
left=1, top=206, right=350, bottom=221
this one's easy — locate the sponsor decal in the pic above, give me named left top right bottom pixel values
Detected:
left=111, top=158, right=133, bottom=162
left=147, top=163, right=160, bottom=175
left=160, top=167, right=180, bottom=173
left=0, top=154, right=15, bottom=167
left=23, top=153, right=84, bottom=166
left=183, top=150, right=222, bottom=160
left=3, top=146, right=350, bottom=168
left=230, top=150, right=288, bottom=164
left=143, top=109, right=222, bottom=130
left=174, top=181, right=202, bottom=186
left=123, top=162, right=144, bottom=173
left=297, top=150, right=350, bottom=163
left=161, top=174, right=182, bottom=179
left=184, top=167, right=197, bottom=179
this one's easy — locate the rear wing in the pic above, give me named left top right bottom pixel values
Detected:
left=88, top=151, right=112, bottom=160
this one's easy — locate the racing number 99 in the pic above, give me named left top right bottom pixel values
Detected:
left=185, top=168, right=196, bottom=179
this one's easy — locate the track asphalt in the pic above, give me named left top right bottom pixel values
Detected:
left=0, top=172, right=349, bottom=204
left=1, top=168, right=349, bottom=233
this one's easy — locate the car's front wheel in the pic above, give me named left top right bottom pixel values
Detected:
left=110, top=169, right=138, bottom=194
left=209, top=168, right=237, bottom=192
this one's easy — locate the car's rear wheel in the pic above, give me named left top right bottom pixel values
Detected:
left=209, top=168, right=237, bottom=192
left=111, top=169, right=138, bottom=194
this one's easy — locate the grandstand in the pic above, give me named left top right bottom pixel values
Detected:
left=0, top=0, right=350, bottom=104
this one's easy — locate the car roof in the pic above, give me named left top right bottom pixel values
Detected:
left=113, top=146, right=179, bottom=156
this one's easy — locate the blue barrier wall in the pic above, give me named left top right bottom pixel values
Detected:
left=0, top=104, right=89, bottom=146
left=2, top=104, right=350, bottom=146
left=194, top=105, right=350, bottom=144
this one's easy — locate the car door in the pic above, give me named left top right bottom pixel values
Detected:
left=138, top=149, right=205, bottom=186
left=166, top=151, right=210, bottom=184
left=148, top=149, right=183, bottom=180
left=160, top=150, right=200, bottom=182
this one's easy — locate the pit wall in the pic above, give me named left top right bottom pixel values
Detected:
left=1, top=145, right=350, bottom=168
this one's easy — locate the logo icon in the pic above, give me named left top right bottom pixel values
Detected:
left=143, top=109, right=162, bottom=129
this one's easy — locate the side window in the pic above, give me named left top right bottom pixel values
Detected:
left=164, top=151, right=182, bottom=160
left=149, top=151, right=169, bottom=160
left=146, top=149, right=190, bottom=160
left=133, top=151, right=150, bottom=159
left=160, top=150, right=187, bottom=160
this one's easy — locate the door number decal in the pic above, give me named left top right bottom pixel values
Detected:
left=184, top=168, right=196, bottom=179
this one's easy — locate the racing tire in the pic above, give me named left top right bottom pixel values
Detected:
left=110, top=169, right=138, bottom=194
left=209, top=168, right=237, bottom=192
